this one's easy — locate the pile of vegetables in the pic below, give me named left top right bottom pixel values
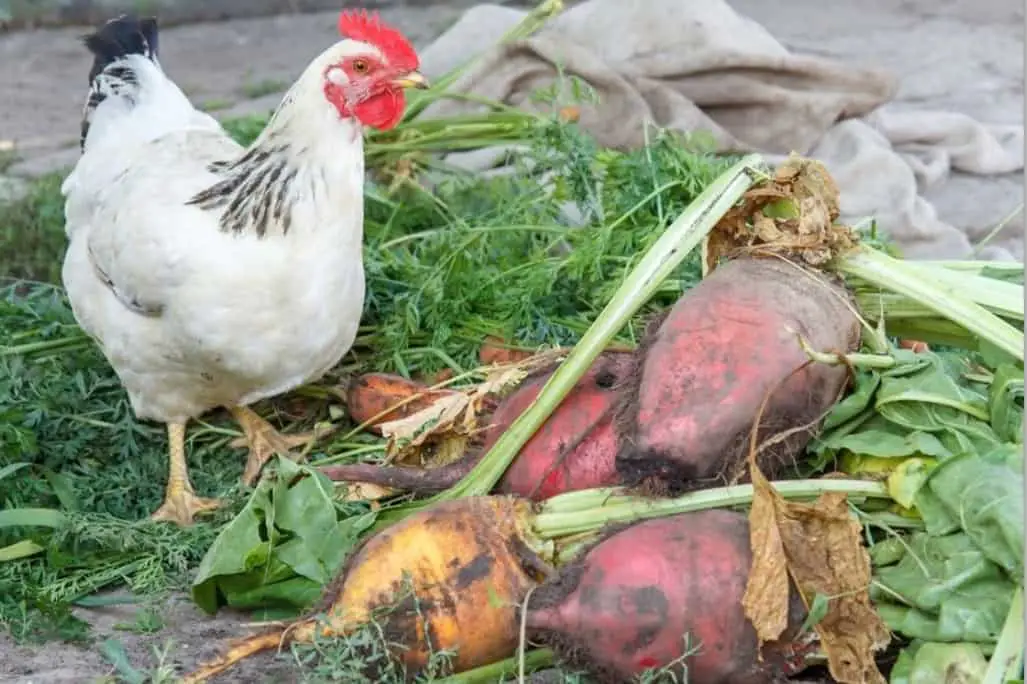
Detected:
left=0, top=2, right=1022, bottom=682
left=177, top=153, right=1023, bottom=684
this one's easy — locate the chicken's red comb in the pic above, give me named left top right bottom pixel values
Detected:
left=337, top=10, right=419, bottom=71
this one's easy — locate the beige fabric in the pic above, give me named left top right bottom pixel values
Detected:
left=417, top=0, right=1023, bottom=261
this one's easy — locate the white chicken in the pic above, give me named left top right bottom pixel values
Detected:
left=60, top=12, right=426, bottom=526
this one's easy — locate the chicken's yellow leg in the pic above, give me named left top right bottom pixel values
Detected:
left=229, top=406, right=323, bottom=487
left=151, top=422, right=222, bottom=526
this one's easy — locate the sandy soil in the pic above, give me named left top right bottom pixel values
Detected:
left=0, top=0, right=1022, bottom=681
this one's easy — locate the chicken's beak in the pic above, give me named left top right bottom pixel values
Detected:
left=391, top=71, right=429, bottom=90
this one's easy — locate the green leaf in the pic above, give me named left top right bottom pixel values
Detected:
left=190, top=478, right=274, bottom=614
left=221, top=575, right=322, bottom=613
left=798, top=592, right=831, bottom=635
left=888, top=457, right=937, bottom=509
left=919, top=452, right=1024, bottom=578
left=0, top=507, right=65, bottom=528
left=871, top=531, right=1016, bottom=643
left=875, top=356, right=995, bottom=449
left=98, top=638, right=147, bottom=684
left=0, top=539, right=44, bottom=561
left=189, top=457, right=376, bottom=615
left=889, top=641, right=988, bottom=684
left=0, top=462, right=30, bottom=481
left=43, top=468, right=80, bottom=512
left=822, top=370, right=882, bottom=431
left=989, top=364, right=1024, bottom=443
left=762, top=198, right=799, bottom=219
left=978, top=338, right=1020, bottom=371
left=829, top=426, right=951, bottom=460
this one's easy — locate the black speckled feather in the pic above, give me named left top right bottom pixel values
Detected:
left=79, top=15, right=159, bottom=149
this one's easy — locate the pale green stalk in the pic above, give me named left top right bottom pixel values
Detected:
left=434, top=648, right=554, bottom=683
left=896, top=262, right=1022, bottom=319
left=838, top=246, right=1024, bottom=362
left=372, top=154, right=766, bottom=529
left=916, top=260, right=1025, bottom=277
left=982, top=586, right=1024, bottom=684
left=401, top=0, right=564, bottom=121
left=531, top=479, right=891, bottom=538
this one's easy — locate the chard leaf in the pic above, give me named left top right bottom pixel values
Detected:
left=190, top=457, right=376, bottom=615
left=871, top=531, right=1015, bottom=643
left=888, top=641, right=987, bottom=684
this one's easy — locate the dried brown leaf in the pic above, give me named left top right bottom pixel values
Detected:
left=777, top=491, right=891, bottom=684
left=378, top=392, right=473, bottom=461
left=743, top=359, right=889, bottom=682
left=741, top=456, right=791, bottom=643
left=377, top=350, right=565, bottom=463
left=743, top=379, right=889, bottom=683
left=341, top=482, right=394, bottom=505
left=705, top=154, right=858, bottom=269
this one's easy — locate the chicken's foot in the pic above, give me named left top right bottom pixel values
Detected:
left=151, top=422, right=222, bottom=526
left=229, top=406, right=323, bottom=486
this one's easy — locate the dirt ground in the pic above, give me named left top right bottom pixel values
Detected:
left=0, top=0, right=1023, bottom=681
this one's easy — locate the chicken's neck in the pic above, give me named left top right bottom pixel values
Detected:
left=189, top=91, right=366, bottom=242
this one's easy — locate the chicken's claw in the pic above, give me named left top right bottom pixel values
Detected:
left=151, top=487, right=222, bottom=527
left=230, top=406, right=323, bottom=486
left=150, top=421, right=222, bottom=527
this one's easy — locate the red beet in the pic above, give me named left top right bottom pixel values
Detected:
left=320, top=351, right=632, bottom=500
left=616, top=257, right=859, bottom=492
left=483, top=351, right=630, bottom=499
left=526, top=510, right=813, bottom=684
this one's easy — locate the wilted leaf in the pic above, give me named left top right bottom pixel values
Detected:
left=741, top=458, right=791, bottom=642
left=377, top=350, right=563, bottom=463
left=743, top=443, right=889, bottom=683
left=379, top=392, right=475, bottom=460
left=706, top=154, right=857, bottom=268
left=341, top=482, right=395, bottom=503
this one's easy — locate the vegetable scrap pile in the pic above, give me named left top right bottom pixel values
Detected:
left=1, top=6, right=1024, bottom=683
left=184, top=157, right=1022, bottom=684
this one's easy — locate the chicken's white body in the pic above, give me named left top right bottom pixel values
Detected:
left=62, top=44, right=368, bottom=423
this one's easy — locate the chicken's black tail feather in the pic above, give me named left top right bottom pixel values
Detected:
left=79, top=15, right=160, bottom=149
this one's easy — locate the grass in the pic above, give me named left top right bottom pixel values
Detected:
left=0, top=148, right=21, bottom=173
left=0, top=172, right=67, bottom=282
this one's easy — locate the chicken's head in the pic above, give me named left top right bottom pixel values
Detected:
left=320, top=10, right=427, bottom=131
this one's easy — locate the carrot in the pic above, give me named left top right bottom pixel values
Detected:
left=346, top=373, right=460, bottom=434
left=320, top=351, right=631, bottom=500
left=898, top=339, right=930, bottom=353
left=615, top=257, right=859, bottom=492
left=479, top=335, right=537, bottom=366
left=526, top=510, right=814, bottom=683
left=181, top=496, right=552, bottom=683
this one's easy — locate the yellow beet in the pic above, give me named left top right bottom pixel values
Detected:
left=182, top=496, right=552, bottom=682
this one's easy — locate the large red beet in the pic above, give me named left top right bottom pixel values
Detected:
left=321, top=351, right=631, bottom=500
left=616, top=257, right=859, bottom=493
left=526, top=510, right=813, bottom=684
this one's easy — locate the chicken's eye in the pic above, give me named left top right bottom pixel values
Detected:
left=352, top=59, right=370, bottom=75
